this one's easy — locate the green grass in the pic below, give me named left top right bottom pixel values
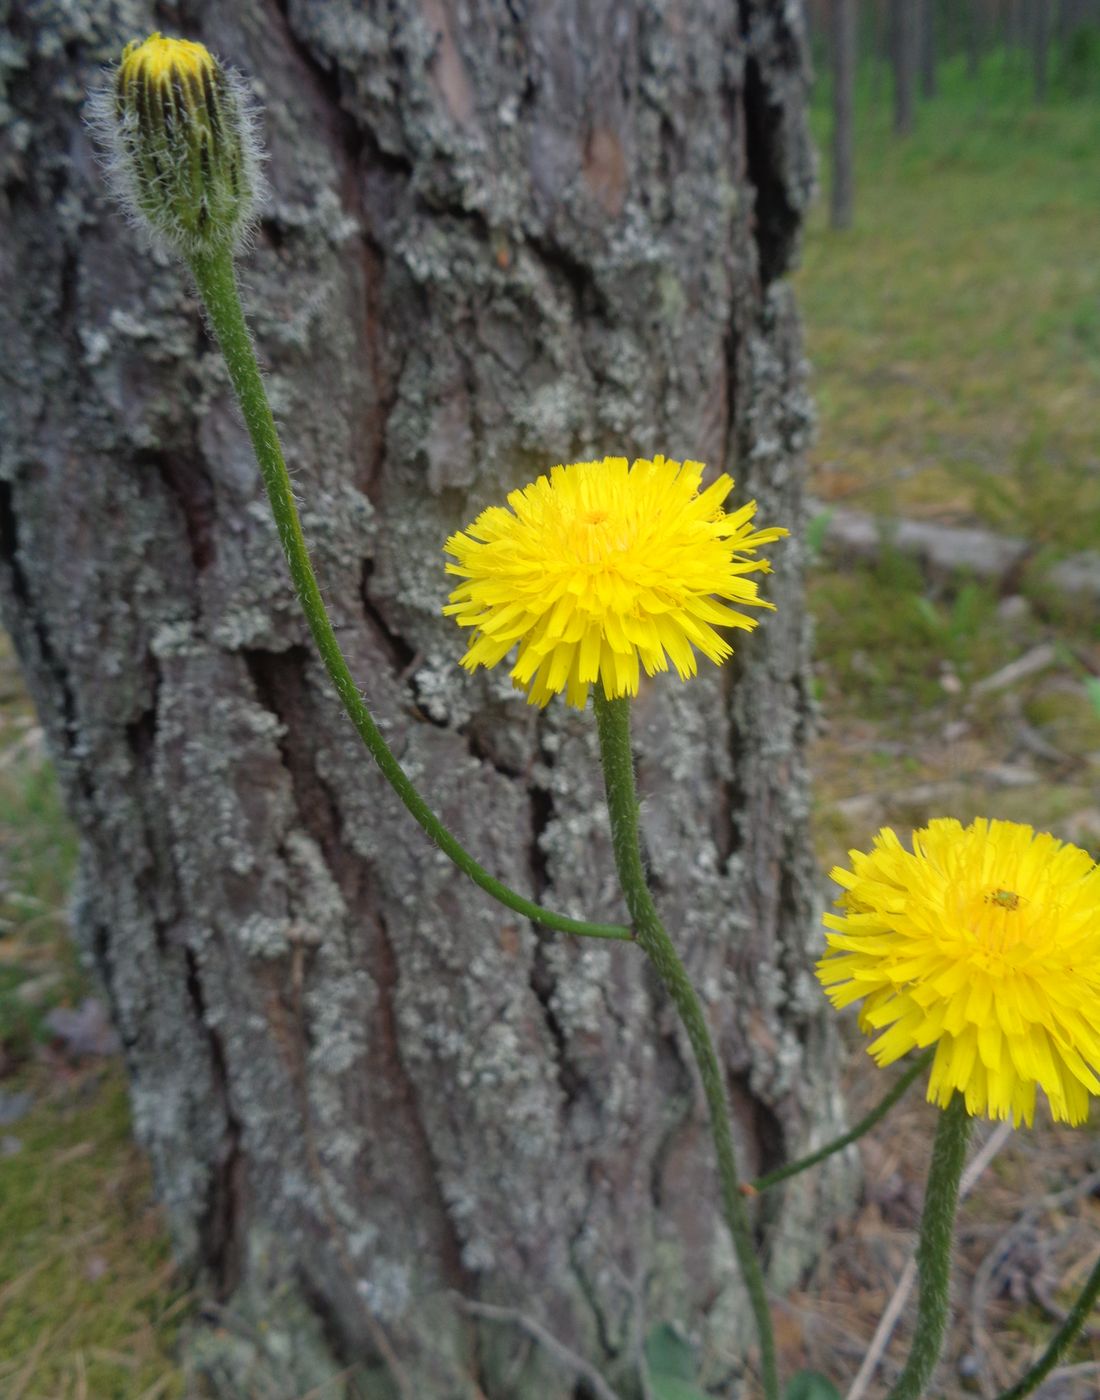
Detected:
left=0, top=1067, right=187, bottom=1398
left=0, top=637, right=185, bottom=1395
left=800, top=52, right=1100, bottom=549
left=809, top=559, right=1029, bottom=718
left=0, top=755, right=83, bottom=1062
left=804, top=48, right=1100, bottom=771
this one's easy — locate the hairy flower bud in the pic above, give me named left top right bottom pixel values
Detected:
left=91, top=32, right=264, bottom=257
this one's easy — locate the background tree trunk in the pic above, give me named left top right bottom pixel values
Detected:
left=1058, top=0, right=1082, bottom=47
left=919, top=0, right=938, bottom=97
left=0, top=1, right=845, bottom=1394
left=966, top=0, right=985, bottom=78
left=1008, top=0, right=1028, bottom=50
left=831, top=0, right=858, bottom=228
left=1031, top=0, right=1051, bottom=99
left=893, top=0, right=920, bottom=132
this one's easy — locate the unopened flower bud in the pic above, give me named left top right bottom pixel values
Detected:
left=92, top=32, right=265, bottom=258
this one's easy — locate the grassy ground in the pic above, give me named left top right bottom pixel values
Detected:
left=791, top=51, right=1100, bottom=1399
left=801, top=52, right=1100, bottom=547
left=0, top=644, right=188, bottom=1398
left=1, top=45, right=1099, bottom=1400
left=800, top=52, right=1100, bottom=875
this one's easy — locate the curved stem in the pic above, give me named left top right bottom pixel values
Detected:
left=592, top=687, right=778, bottom=1400
left=752, top=1049, right=934, bottom=1193
left=187, top=247, right=631, bottom=943
left=885, top=1093, right=972, bottom=1400
left=996, top=1248, right=1100, bottom=1400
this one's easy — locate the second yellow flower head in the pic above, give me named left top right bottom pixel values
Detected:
left=818, top=817, right=1100, bottom=1126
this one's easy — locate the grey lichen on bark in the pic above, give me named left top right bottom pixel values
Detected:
left=0, top=0, right=852, bottom=1395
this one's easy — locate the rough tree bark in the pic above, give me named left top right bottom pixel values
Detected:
left=1, top=1, right=846, bottom=1395
left=830, top=0, right=857, bottom=229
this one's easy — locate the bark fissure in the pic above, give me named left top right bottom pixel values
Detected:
left=373, top=908, right=476, bottom=1304
left=526, top=737, right=583, bottom=1110
left=736, top=1, right=811, bottom=286
left=529, top=763, right=554, bottom=901
left=359, top=560, right=419, bottom=677
left=122, top=651, right=175, bottom=956
left=722, top=663, right=749, bottom=864
left=268, top=0, right=368, bottom=172
left=243, top=645, right=346, bottom=862
left=267, top=0, right=406, bottom=512
left=747, top=1076, right=787, bottom=1184
left=567, top=1193, right=623, bottom=1365
left=88, top=921, right=119, bottom=1040
left=241, top=642, right=478, bottom=1316
left=528, top=934, right=583, bottom=1110
left=742, top=53, right=797, bottom=287
left=356, top=233, right=398, bottom=499
left=184, top=945, right=247, bottom=1299
left=459, top=722, right=526, bottom=781
left=149, top=447, right=218, bottom=573
left=725, top=1069, right=783, bottom=1254
left=647, top=1042, right=695, bottom=1216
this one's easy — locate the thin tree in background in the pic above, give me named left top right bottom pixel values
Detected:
left=966, top=0, right=984, bottom=77
left=1008, top=0, right=1027, bottom=48
left=869, top=0, right=889, bottom=104
left=893, top=0, right=920, bottom=133
left=831, top=0, right=857, bottom=228
left=1058, top=0, right=1079, bottom=47
left=1032, top=0, right=1051, bottom=100
left=920, top=0, right=937, bottom=96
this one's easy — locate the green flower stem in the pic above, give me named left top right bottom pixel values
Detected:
left=591, top=686, right=778, bottom=1400
left=752, top=1049, right=934, bottom=1193
left=996, top=1248, right=1100, bottom=1400
left=187, top=247, right=631, bottom=944
left=886, top=1093, right=973, bottom=1400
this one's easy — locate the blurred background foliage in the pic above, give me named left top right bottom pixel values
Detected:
left=1, top=3, right=1099, bottom=1394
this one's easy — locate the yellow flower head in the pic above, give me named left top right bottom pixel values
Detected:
left=90, top=32, right=265, bottom=256
left=443, top=455, right=788, bottom=709
left=818, top=818, right=1100, bottom=1126
left=118, top=31, right=214, bottom=88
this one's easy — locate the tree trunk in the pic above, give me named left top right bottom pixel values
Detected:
left=870, top=0, right=890, bottom=104
left=1008, top=0, right=1028, bottom=49
left=1058, top=0, right=1082, bottom=47
left=893, top=0, right=920, bottom=133
left=966, top=0, right=984, bottom=78
left=1032, top=0, right=1051, bottom=98
left=0, top=1, right=844, bottom=1395
left=919, top=0, right=938, bottom=97
left=831, top=0, right=858, bottom=228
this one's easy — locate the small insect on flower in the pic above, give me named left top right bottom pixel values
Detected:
left=984, top=887, right=1025, bottom=911
left=817, top=818, right=1100, bottom=1127
left=443, top=455, right=789, bottom=709
left=88, top=32, right=266, bottom=257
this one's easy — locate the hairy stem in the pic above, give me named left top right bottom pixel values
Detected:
left=886, top=1093, right=972, bottom=1400
left=752, top=1049, right=934, bottom=1192
left=592, top=686, right=778, bottom=1400
left=187, top=246, right=631, bottom=943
